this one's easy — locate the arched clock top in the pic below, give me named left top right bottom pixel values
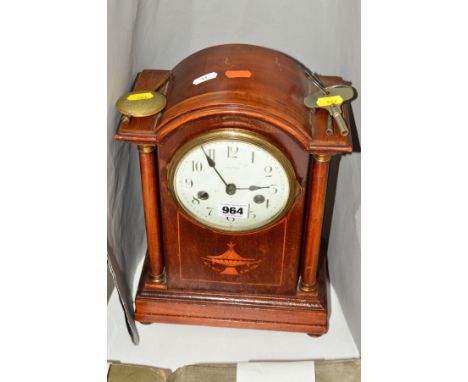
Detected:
left=115, top=44, right=353, bottom=155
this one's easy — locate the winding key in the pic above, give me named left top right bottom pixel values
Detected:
left=116, top=72, right=172, bottom=124
left=304, top=85, right=354, bottom=136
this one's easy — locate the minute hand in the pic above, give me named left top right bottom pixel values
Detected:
left=201, top=146, right=228, bottom=186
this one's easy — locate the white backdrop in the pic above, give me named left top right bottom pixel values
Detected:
left=108, top=0, right=361, bottom=352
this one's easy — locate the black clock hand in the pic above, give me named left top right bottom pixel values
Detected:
left=200, top=146, right=232, bottom=191
left=236, top=185, right=271, bottom=191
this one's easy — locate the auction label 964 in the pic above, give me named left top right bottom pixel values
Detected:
left=217, top=202, right=248, bottom=219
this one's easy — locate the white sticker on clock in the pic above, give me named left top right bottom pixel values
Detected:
left=217, top=202, right=248, bottom=219
left=192, top=71, right=217, bottom=85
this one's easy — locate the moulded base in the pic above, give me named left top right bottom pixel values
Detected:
left=134, top=258, right=328, bottom=336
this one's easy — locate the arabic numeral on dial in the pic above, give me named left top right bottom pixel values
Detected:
left=207, top=148, right=216, bottom=161
left=266, top=199, right=270, bottom=208
left=192, top=161, right=203, bottom=172
left=185, top=178, right=194, bottom=188
left=269, top=185, right=278, bottom=194
left=192, top=196, right=200, bottom=205
left=226, top=216, right=235, bottom=222
left=248, top=210, right=257, bottom=219
left=264, top=165, right=273, bottom=177
left=206, top=207, right=213, bottom=216
left=227, top=145, right=239, bottom=158
left=251, top=151, right=255, bottom=163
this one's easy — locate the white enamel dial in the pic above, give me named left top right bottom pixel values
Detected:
left=169, top=130, right=296, bottom=232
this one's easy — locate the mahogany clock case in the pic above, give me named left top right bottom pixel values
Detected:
left=158, top=117, right=309, bottom=296
left=114, top=44, right=354, bottom=336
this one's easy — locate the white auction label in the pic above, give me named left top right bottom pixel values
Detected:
left=192, top=71, right=217, bottom=85
left=217, top=202, right=248, bottom=219
left=237, top=361, right=315, bottom=382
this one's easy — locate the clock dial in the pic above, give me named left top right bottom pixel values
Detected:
left=168, top=130, right=297, bottom=232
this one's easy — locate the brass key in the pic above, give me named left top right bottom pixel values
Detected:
left=326, top=114, right=333, bottom=136
left=116, top=72, right=172, bottom=124
left=304, top=85, right=354, bottom=136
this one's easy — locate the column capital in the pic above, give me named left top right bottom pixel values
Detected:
left=138, top=145, right=156, bottom=154
left=312, top=154, right=332, bottom=163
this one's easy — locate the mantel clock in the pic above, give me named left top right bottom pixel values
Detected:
left=114, top=44, right=354, bottom=336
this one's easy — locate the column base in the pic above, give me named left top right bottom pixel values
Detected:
left=299, top=280, right=318, bottom=293
left=147, top=269, right=165, bottom=284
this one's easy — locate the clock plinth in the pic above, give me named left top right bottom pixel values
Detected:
left=135, top=252, right=329, bottom=335
left=114, top=44, right=354, bottom=337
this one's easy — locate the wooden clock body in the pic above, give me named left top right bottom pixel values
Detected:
left=115, top=44, right=353, bottom=335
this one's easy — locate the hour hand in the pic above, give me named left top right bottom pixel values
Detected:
left=236, top=185, right=271, bottom=191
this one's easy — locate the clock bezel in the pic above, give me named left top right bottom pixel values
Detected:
left=166, top=128, right=299, bottom=233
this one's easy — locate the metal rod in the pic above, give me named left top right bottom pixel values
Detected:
left=304, top=70, right=328, bottom=95
left=153, top=71, right=172, bottom=91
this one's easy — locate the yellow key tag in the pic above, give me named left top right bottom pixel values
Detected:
left=316, top=95, right=343, bottom=107
left=117, top=90, right=166, bottom=117
left=127, top=92, right=154, bottom=101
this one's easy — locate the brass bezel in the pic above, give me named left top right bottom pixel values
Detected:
left=167, top=128, right=300, bottom=233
